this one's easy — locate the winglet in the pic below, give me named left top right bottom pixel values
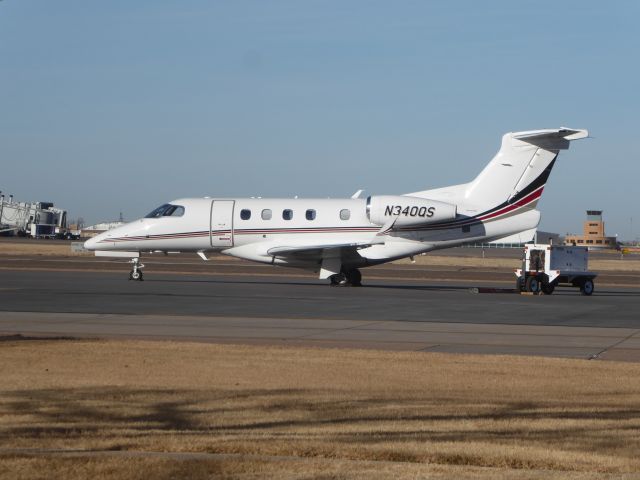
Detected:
left=351, top=189, right=364, bottom=199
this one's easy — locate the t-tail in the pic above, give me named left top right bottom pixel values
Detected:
left=464, top=128, right=588, bottom=212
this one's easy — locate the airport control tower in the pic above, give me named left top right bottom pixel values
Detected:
left=564, top=210, right=617, bottom=249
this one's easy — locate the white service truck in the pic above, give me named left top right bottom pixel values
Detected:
left=515, top=244, right=597, bottom=295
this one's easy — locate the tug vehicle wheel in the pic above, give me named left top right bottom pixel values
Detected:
left=580, top=279, right=594, bottom=296
left=541, top=282, right=555, bottom=295
left=525, top=276, right=541, bottom=293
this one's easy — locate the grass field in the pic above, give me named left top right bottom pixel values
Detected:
left=0, top=241, right=90, bottom=257
left=1, top=339, right=640, bottom=479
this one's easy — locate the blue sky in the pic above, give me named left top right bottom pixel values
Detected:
left=1, top=1, right=638, bottom=238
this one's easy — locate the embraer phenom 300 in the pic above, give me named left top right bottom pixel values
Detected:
left=85, top=128, right=588, bottom=285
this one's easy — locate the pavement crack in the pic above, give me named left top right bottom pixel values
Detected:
left=588, top=329, right=640, bottom=360
left=289, top=320, right=387, bottom=341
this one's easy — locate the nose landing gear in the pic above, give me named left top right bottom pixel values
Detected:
left=129, top=257, right=145, bottom=281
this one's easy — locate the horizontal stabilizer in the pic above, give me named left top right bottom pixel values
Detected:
left=512, top=128, right=588, bottom=149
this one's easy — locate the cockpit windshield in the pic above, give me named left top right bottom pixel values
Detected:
left=144, top=204, right=185, bottom=218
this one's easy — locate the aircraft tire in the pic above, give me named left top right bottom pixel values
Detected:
left=329, top=270, right=361, bottom=287
left=541, top=282, right=555, bottom=295
left=130, top=270, right=143, bottom=281
left=345, top=269, right=362, bottom=287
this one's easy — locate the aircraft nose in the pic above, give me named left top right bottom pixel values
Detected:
left=84, top=231, right=110, bottom=251
left=83, top=236, right=99, bottom=251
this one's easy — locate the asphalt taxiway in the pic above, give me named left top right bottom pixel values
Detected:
left=1, top=269, right=639, bottom=361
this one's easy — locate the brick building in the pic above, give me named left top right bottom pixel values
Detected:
left=564, top=210, right=617, bottom=249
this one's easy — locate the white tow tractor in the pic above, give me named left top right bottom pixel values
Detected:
left=515, top=244, right=597, bottom=295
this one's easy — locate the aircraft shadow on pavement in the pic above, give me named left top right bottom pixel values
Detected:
left=579, top=290, right=640, bottom=297
left=146, top=278, right=472, bottom=292
left=145, top=278, right=640, bottom=295
left=364, top=284, right=472, bottom=292
left=147, top=278, right=322, bottom=288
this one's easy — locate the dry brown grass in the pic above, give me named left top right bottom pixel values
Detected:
left=2, top=455, right=632, bottom=480
left=0, top=242, right=90, bottom=256
left=1, top=340, right=640, bottom=478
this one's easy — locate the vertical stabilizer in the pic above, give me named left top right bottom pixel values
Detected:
left=464, top=128, right=588, bottom=211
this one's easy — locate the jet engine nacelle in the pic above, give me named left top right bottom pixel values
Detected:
left=366, top=195, right=457, bottom=227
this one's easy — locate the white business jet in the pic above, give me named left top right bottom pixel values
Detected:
left=84, top=128, right=588, bottom=285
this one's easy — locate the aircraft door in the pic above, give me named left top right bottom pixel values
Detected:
left=210, top=200, right=235, bottom=247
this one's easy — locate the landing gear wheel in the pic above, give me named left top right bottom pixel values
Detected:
left=541, top=282, right=555, bottom=295
left=329, top=269, right=362, bottom=287
left=580, top=279, right=594, bottom=296
left=344, top=268, right=362, bottom=287
left=525, top=276, right=541, bottom=293
left=128, top=257, right=145, bottom=282
left=129, top=270, right=143, bottom=281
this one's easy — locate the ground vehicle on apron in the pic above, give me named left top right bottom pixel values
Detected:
left=515, top=244, right=597, bottom=295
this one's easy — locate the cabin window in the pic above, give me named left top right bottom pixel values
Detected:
left=306, top=209, right=316, bottom=221
left=240, top=209, right=251, bottom=220
left=339, top=209, right=350, bottom=220
left=261, top=209, right=272, bottom=220
left=283, top=209, right=293, bottom=220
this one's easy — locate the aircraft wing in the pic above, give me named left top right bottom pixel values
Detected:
left=267, top=242, right=373, bottom=257
left=266, top=220, right=392, bottom=257
left=266, top=241, right=376, bottom=280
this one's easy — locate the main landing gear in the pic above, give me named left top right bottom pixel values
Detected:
left=129, top=257, right=145, bottom=281
left=329, top=268, right=362, bottom=287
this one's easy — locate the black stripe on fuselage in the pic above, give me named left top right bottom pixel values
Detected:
left=397, top=155, right=557, bottom=232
